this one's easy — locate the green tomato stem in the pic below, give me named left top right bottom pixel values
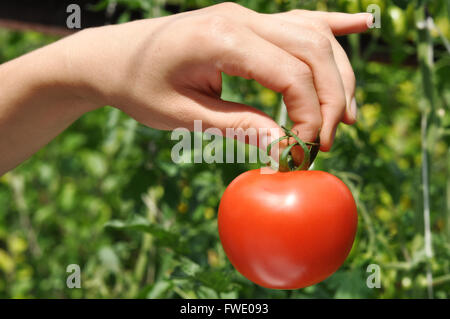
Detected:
left=266, top=126, right=320, bottom=172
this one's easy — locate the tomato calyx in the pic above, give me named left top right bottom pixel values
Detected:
left=266, top=126, right=320, bottom=172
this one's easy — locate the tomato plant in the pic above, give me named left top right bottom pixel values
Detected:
left=218, top=129, right=358, bottom=289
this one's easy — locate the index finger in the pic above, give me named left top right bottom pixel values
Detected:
left=213, top=26, right=322, bottom=145
left=295, top=10, right=373, bottom=35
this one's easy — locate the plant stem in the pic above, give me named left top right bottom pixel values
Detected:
left=416, top=7, right=436, bottom=299
left=421, top=111, right=433, bottom=299
left=447, top=148, right=450, bottom=244
left=432, top=273, right=450, bottom=286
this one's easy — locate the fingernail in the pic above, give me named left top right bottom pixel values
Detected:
left=356, top=12, right=374, bottom=27
left=366, top=14, right=374, bottom=28
left=350, top=97, right=358, bottom=120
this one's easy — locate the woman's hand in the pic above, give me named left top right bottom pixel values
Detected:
left=0, top=3, right=372, bottom=174
left=64, top=3, right=370, bottom=148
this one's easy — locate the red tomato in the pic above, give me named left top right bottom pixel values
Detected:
left=218, top=169, right=358, bottom=289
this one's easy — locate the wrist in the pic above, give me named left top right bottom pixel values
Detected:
left=54, top=25, right=133, bottom=110
left=46, top=30, right=104, bottom=113
left=56, top=20, right=167, bottom=111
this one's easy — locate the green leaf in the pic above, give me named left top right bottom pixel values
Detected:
left=326, top=270, right=372, bottom=299
left=105, top=217, right=189, bottom=254
left=172, top=257, right=234, bottom=293
left=194, top=269, right=234, bottom=293
left=178, top=256, right=201, bottom=277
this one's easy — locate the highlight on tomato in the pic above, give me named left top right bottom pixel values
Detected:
left=218, top=127, right=358, bottom=289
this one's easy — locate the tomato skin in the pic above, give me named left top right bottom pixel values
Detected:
left=218, top=169, right=357, bottom=289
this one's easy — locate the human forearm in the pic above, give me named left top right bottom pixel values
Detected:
left=0, top=43, right=97, bottom=175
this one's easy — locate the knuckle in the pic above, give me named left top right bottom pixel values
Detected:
left=291, top=9, right=306, bottom=16
left=313, top=18, right=331, bottom=33
left=302, top=16, right=332, bottom=33
left=218, top=31, right=240, bottom=52
left=206, top=14, right=231, bottom=31
left=215, top=2, right=243, bottom=12
left=200, top=15, right=239, bottom=48
left=284, top=62, right=313, bottom=92
left=310, top=33, right=332, bottom=52
left=291, top=62, right=313, bottom=80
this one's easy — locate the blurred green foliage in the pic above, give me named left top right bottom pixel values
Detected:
left=0, top=0, right=449, bottom=298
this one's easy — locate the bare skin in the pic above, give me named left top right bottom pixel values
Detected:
left=0, top=3, right=372, bottom=175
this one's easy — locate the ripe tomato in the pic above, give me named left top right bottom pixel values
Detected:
left=218, top=168, right=357, bottom=289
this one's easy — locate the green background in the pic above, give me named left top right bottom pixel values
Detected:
left=0, top=0, right=449, bottom=298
